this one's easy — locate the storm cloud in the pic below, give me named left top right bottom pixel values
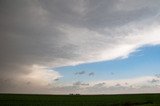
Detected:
left=1, top=0, right=160, bottom=93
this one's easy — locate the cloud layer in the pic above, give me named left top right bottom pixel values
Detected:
left=0, top=0, right=160, bottom=93
left=47, top=76, right=160, bottom=94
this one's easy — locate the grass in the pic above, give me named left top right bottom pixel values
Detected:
left=0, top=93, right=160, bottom=106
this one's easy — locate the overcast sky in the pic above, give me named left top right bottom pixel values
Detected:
left=0, top=0, right=160, bottom=94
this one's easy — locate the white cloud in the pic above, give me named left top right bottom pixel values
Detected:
left=44, top=76, right=160, bottom=94
left=0, top=65, right=62, bottom=93
left=89, top=76, right=157, bottom=87
left=56, top=21, right=160, bottom=66
left=20, top=65, right=62, bottom=86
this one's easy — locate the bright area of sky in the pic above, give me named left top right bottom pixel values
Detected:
left=55, top=45, right=160, bottom=83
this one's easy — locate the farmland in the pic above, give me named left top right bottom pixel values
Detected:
left=0, top=93, right=160, bottom=106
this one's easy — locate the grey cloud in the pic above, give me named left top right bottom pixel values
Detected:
left=50, top=85, right=85, bottom=94
left=107, top=85, right=128, bottom=91
left=155, top=74, right=160, bottom=78
left=125, top=82, right=128, bottom=85
left=75, top=71, right=85, bottom=75
left=149, top=79, right=159, bottom=83
left=115, top=83, right=121, bottom=87
left=73, top=81, right=89, bottom=86
left=84, top=83, right=131, bottom=94
left=81, top=83, right=89, bottom=86
left=73, top=81, right=82, bottom=86
left=84, top=0, right=160, bottom=30
left=111, top=72, right=114, bottom=75
left=94, top=82, right=105, bottom=87
left=54, top=78, right=59, bottom=81
left=26, top=81, right=31, bottom=85
left=51, top=84, right=160, bottom=94
left=89, top=72, right=94, bottom=76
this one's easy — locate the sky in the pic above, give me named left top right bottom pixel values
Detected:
left=0, top=0, right=160, bottom=94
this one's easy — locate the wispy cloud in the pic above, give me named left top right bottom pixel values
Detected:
left=149, top=79, right=159, bottom=83
left=73, top=81, right=89, bottom=86
left=111, top=72, right=114, bottom=75
left=54, top=78, right=59, bottom=81
left=88, top=72, right=94, bottom=76
left=75, top=71, right=85, bottom=75
left=94, top=82, right=106, bottom=87
left=155, top=74, right=160, bottom=78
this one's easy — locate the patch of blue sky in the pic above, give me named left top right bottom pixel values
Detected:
left=54, top=45, right=160, bottom=82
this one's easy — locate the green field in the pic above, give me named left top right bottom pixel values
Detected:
left=0, top=94, right=160, bottom=106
